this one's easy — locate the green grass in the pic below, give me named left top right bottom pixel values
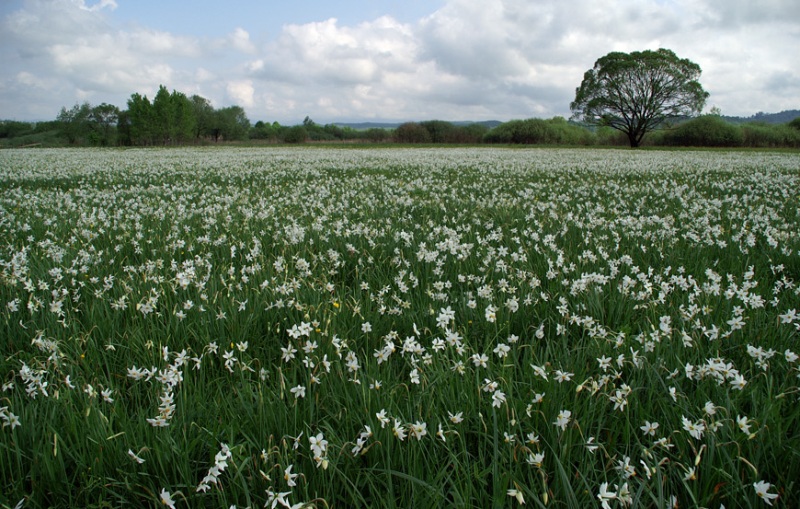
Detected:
left=0, top=147, right=798, bottom=508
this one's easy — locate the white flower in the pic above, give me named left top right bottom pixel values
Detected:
left=597, top=482, right=617, bottom=509
left=127, top=449, right=145, bottom=464
left=737, top=415, right=753, bottom=435
left=159, top=488, right=176, bottom=509
left=554, top=409, right=571, bottom=431
left=527, top=452, right=545, bottom=468
left=485, top=305, right=497, bottom=323
left=289, top=385, right=306, bottom=399
left=640, top=421, right=659, bottom=436
left=681, top=415, right=705, bottom=440
left=376, top=409, right=390, bottom=428
left=283, top=464, right=298, bottom=487
left=507, top=488, right=525, bottom=505
left=530, top=364, right=548, bottom=380
left=493, top=343, right=511, bottom=358
left=265, top=488, right=292, bottom=509
left=392, top=419, right=406, bottom=441
left=753, top=480, right=778, bottom=506
left=492, top=390, right=506, bottom=408
left=410, top=421, right=427, bottom=440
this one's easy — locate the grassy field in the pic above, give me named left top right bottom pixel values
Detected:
left=1, top=147, right=798, bottom=508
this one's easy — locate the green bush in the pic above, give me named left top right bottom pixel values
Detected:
left=483, top=118, right=595, bottom=145
left=595, top=126, right=630, bottom=146
left=741, top=122, right=800, bottom=148
left=363, top=128, right=390, bottom=142
left=393, top=122, right=432, bottom=143
left=283, top=125, right=308, bottom=143
left=662, top=115, right=744, bottom=147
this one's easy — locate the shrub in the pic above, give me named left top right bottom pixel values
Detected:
left=662, top=115, right=743, bottom=147
left=741, top=122, right=800, bottom=148
left=283, top=125, right=308, bottom=143
left=393, top=122, right=432, bottom=143
left=363, top=128, right=390, bottom=142
left=595, top=126, right=630, bottom=146
left=484, top=118, right=595, bottom=145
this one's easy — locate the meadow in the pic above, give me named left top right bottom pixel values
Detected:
left=0, top=147, right=798, bottom=508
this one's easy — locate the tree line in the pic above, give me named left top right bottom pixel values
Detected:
left=2, top=83, right=799, bottom=148
left=50, top=86, right=252, bottom=146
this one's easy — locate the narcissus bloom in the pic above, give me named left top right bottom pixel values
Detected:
left=753, top=480, right=778, bottom=506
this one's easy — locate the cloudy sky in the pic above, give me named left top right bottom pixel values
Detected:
left=1, top=0, right=798, bottom=124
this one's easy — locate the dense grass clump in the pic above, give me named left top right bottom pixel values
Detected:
left=1, top=147, right=798, bottom=508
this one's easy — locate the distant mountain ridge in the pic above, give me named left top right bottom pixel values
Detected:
left=721, top=109, right=800, bottom=124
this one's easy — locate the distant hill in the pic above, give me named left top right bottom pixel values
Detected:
left=722, top=110, right=800, bottom=124
left=333, top=120, right=503, bottom=130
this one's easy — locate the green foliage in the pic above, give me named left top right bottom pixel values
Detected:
left=484, top=117, right=595, bottom=145
left=283, top=125, right=309, bottom=143
left=88, top=103, right=120, bottom=146
left=394, top=122, right=432, bottom=143
left=571, top=48, right=709, bottom=147
left=419, top=120, right=456, bottom=143
left=190, top=95, right=215, bottom=141
left=0, top=121, right=64, bottom=148
left=416, top=121, right=489, bottom=144
left=149, top=87, right=197, bottom=145
left=250, top=120, right=283, bottom=141
left=124, top=93, right=154, bottom=145
left=209, top=106, right=250, bottom=142
left=1, top=148, right=798, bottom=508
left=457, top=123, right=490, bottom=143
left=0, top=120, right=36, bottom=139
left=662, top=115, right=744, bottom=147
left=51, top=86, right=251, bottom=146
left=595, top=126, right=630, bottom=146
left=56, top=102, right=93, bottom=145
left=363, top=127, right=391, bottom=142
left=789, top=117, right=800, bottom=131
left=741, top=122, right=800, bottom=148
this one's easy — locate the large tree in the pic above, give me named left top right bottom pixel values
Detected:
left=570, top=48, right=709, bottom=147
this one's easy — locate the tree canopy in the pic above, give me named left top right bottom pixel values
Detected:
left=570, top=48, right=709, bottom=147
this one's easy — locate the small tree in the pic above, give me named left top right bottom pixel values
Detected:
left=394, top=122, right=431, bottom=143
left=283, top=125, right=308, bottom=143
left=126, top=93, right=154, bottom=145
left=190, top=95, right=214, bottom=141
left=89, top=103, right=119, bottom=146
left=57, top=102, right=92, bottom=144
left=571, top=48, right=709, bottom=147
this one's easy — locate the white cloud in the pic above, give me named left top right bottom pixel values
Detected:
left=227, top=27, right=256, bottom=54
left=1, top=0, right=798, bottom=122
left=79, top=0, right=118, bottom=12
left=226, top=80, right=255, bottom=108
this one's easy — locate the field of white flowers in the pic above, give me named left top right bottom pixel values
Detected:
left=1, top=147, right=798, bottom=508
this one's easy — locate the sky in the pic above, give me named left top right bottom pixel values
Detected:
left=1, top=0, right=798, bottom=124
